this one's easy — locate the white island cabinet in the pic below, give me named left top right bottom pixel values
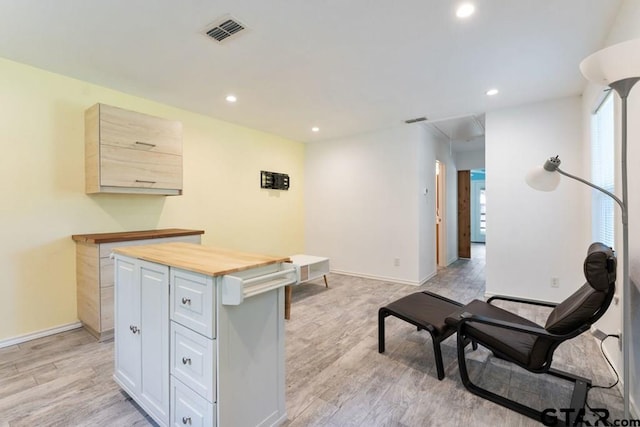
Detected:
left=113, top=242, right=296, bottom=427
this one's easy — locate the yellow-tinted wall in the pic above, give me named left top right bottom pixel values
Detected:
left=0, top=57, right=304, bottom=341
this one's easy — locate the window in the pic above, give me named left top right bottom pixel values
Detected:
left=479, top=189, right=486, bottom=235
left=591, top=92, right=615, bottom=247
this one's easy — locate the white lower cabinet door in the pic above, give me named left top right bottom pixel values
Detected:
left=114, top=257, right=141, bottom=394
left=114, top=256, right=170, bottom=427
left=139, top=261, right=170, bottom=425
left=171, top=378, right=215, bottom=427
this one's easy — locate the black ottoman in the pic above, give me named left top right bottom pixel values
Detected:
left=378, top=291, right=469, bottom=380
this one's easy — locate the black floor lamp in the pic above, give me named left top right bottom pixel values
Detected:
left=526, top=38, right=640, bottom=419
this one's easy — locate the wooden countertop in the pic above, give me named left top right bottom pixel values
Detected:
left=71, top=228, right=204, bottom=244
left=112, top=242, right=291, bottom=276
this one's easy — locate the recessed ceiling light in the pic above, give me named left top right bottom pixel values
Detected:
left=311, top=127, right=320, bottom=132
left=456, top=3, right=475, bottom=18
left=486, top=88, right=499, bottom=96
left=225, top=94, right=237, bottom=103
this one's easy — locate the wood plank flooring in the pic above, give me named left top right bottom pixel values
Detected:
left=0, top=244, right=624, bottom=426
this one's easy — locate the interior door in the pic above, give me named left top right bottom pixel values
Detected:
left=457, top=170, right=471, bottom=258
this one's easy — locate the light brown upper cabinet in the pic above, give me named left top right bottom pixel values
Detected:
left=85, top=103, right=183, bottom=195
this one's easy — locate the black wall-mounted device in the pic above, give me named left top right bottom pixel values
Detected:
left=261, top=170, right=290, bottom=190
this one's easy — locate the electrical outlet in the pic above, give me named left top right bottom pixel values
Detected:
left=394, top=258, right=400, bottom=267
left=551, top=277, right=560, bottom=288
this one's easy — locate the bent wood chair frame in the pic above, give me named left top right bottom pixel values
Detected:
left=454, top=292, right=615, bottom=425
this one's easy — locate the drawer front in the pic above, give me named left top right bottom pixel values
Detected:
left=99, top=104, right=182, bottom=156
left=171, top=269, right=215, bottom=338
left=100, top=145, right=182, bottom=190
left=171, top=378, right=215, bottom=427
left=170, top=322, right=215, bottom=402
left=99, top=235, right=201, bottom=258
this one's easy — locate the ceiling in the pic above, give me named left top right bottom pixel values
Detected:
left=426, top=114, right=486, bottom=153
left=0, top=1, right=621, bottom=143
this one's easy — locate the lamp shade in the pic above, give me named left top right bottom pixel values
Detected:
left=525, top=167, right=561, bottom=191
left=580, top=38, right=640, bottom=85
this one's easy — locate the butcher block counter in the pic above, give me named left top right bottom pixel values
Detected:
left=111, top=241, right=290, bottom=276
left=112, top=242, right=295, bottom=427
left=71, top=228, right=204, bottom=244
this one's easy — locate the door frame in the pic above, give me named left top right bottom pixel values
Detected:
left=436, top=161, right=447, bottom=267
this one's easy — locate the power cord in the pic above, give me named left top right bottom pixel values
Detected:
left=585, top=334, right=620, bottom=424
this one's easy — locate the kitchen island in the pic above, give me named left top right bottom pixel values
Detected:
left=112, top=242, right=295, bottom=427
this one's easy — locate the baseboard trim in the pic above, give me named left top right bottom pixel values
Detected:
left=0, top=321, right=83, bottom=349
left=419, top=270, right=437, bottom=285
left=330, top=269, right=426, bottom=286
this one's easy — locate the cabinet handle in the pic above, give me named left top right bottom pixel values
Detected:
left=129, top=325, right=140, bottom=334
left=181, top=297, right=191, bottom=305
left=135, top=179, right=157, bottom=184
left=182, top=357, right=192, bottom=365
left=182, top=416, right=192, bottom=425
left=135, top=141, right=157, bottom=148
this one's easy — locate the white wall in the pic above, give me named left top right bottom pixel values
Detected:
left=417, top=127, right=435, bottom=281
left=0, top=58, right=305, bottom=342
left=485, top=96, right=590, bottom=301
left=305, top=124, right=456, bottom=285
left=455, top=148, right=485, bottom=170
left=435, top=136, right=459, bottom=265
left=417, top=126, right=459, bottom=279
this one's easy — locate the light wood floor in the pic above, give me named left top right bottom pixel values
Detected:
left=0, top=244, right=624, bottom=426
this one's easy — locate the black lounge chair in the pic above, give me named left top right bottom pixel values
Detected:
left=379, top=242, right=616, bottom=424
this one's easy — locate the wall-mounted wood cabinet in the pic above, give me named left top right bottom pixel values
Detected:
left=85, top=103, right=183, bottom=195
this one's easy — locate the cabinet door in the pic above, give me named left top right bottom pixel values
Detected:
left=114, top=257, right=141, bottom=395
left=138, top=260, right=170, bottom=425
left=100, top=144, right=182, bottom=190
left=99, top=103, right=182, bottom=156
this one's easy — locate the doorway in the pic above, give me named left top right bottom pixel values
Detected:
left=435, top=161, right=447, bottom=267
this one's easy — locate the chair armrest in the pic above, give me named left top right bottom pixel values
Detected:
left=455, top=312, right=568, bottom=339
left=487, top=295, right=557, bottom=308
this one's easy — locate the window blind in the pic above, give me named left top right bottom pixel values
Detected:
left=591, top=92, right=615, bottom=247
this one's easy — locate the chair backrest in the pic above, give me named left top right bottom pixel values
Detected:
left=527, top=243, right=616, bottom=370
left=544, top=242, right=616, bottom=335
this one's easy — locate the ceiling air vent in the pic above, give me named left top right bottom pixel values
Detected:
left=204, top=16, right=247, bottom=43
left=405, top=116, right=427, bottom=124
